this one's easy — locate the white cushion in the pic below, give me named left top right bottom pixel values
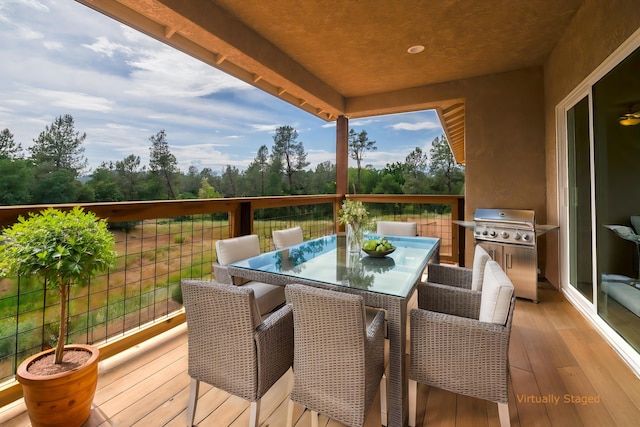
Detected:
left=242, top=281, right=286, bottom=319
left=479, top=261, right=514, bottom=324
left=376, top=221, right=418, bottom=237
left=471, top=244, right=492, bottom=291
left=215, top=235, right=260, bottom=266
left=272, top=226, right=304, bottom=249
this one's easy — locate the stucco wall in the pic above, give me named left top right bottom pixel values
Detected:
left=461, top=68, right=547, bottom=270
left=543, top=0, right=640, bottom=287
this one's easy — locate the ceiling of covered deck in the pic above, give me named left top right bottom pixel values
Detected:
left=78, top=0, right=584, bottom=165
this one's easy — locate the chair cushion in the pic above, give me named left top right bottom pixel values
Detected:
left=215, top=235, right=261, bottom=266
left=242, top=281, right=286, bottom=321
left=471, top=244, right=492, bottom=291
left=479, top=261, right=514, bottom=324
left=376, top=221, right=418, bottom=237
left=272, top=226, right=304, bottom=249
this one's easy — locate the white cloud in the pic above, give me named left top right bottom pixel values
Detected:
left=82, top=36, right=132, bottom=57
left=250, top=124, right=281, bottom=133
left=388, top=121, right=440, bottom=131
left=15, top=24, right=42, bottom=40
left=43, top=40, right=63, bottom=50
left=14, top=0, right=49, bottom=12
left=350, top=118, right=377, bottom=127
left=0, top=0, right=443, bottom=174
left=125, top=44, right=251, bottom=98
left=24, top=88, right=114, bottom=112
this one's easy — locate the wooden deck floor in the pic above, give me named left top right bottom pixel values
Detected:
left=1, top=285, right=640, bottom=426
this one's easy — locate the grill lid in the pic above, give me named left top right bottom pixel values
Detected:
left=473, top=208, right=535, bottom=228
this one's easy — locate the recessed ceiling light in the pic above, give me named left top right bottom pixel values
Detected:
left=407, top=45, right=425, bottom=54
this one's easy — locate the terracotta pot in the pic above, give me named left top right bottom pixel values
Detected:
left=16, top=344, right=99, bottom=427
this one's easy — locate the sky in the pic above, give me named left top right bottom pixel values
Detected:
left=0, top=0, right=445, bottom=174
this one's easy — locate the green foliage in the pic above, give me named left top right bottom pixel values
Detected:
left=0, top=128, right=23, bottom=159
left=171, top=284, right=183, bottom=305
left=0, top=207, right=116, bottom=362
left=29, top=114, right=88, bottom=178
left=348, top=129, right=377, bottom=193
left=0, top=123, right=465, bottom=206
left=271, top=125, right=309, bottom=193
left=0, top=207, right=116, bottom=290
left=0, top=158, right=34, bottom=205
left=149, top=130, right=178, bottom=199
left=373, top=173, right=403, bottom=194
left=429, top=135, right=465, bottom=194
left=86, top=167, right=123, bottom=202
left=31, top=169, right=82, bottom=204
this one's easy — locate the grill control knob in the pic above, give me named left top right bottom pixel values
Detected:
left=522, top=233, right=530, bottom=241
left=482, top=230, right=488, bottom=236
left=514, top=232, right=521, bottom=240
left=489, top=230, right=497, bottom=237
left=500, top=231, right=509, bottom=239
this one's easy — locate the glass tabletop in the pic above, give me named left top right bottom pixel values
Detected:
left=229, top=234, right=440, bottom=298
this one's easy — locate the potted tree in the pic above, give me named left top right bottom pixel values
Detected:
left=0, top=207, right=116, bottom=427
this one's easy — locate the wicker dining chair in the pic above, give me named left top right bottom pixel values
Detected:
left=376, top=220, right=418, bottom=237
left=409, top=260, right=516, bottom=427
left=425, top=243, right=491, bottom=291
left=181, top=279, right=294, bottom=427
left=213, top=234, right=286, bottom=316
left=272, top=226, right=304, bottom=249
left=284, top=284, right=387, bottom=427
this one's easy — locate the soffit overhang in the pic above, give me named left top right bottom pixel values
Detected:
left=76, top=0, right=584, bottom=165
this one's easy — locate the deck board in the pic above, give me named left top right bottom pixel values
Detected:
left=1, top=285, right=639, bottom=426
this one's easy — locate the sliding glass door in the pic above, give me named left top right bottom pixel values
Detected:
left=563, top=45, right=640, bottom=353
left=567, top=96, right=593, bottom=303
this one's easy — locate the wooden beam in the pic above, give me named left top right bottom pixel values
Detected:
left=336, top=115, right=349, bottom=197
left=164, top=26, right=177, bottom=38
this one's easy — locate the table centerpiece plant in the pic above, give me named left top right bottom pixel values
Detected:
left=338, top=200, right=373, bottom=253
left=0, top=206, right=116, bottom=427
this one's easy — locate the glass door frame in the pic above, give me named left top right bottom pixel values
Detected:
left=556, top=28, right=640, bottom=375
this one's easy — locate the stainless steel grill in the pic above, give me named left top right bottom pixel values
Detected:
left=473, top=208, right=538, bottom=302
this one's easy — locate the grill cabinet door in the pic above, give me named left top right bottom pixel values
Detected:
left=478, top=242, right=503, bottom=267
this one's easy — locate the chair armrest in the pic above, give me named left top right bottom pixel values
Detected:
left=417, top=282, right=481, bottom=319
left=409, top=306, right=512, bottom=403
left=427, top=264, right=473, bottom=288
left=254, top=304, right=294, bottom=398
left=213, top=262, right=233, bottom=285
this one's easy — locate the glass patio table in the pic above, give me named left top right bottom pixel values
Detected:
left=228, top=234, right=440, bottom=427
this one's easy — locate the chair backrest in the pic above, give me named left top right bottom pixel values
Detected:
left=471, top=244, right=492, bottom=291
left=285, top=284, right=370, bottom=426
left=376, top=220, right=418, bottom=236
left=272, top=226, right=304, bottom=249
left=215, top=234, right=260, bottom=266
left=181, top=280, right=262, bottom=400
left=479, top=261, right=514, bottom=324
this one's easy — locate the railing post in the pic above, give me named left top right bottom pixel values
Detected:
left=457, top=197, right=466, bottom=266
left=229, top=201, right=253, bottom=237
left=336, top=115, right=348, bottom=196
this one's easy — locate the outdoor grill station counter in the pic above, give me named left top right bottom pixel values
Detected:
left=454, top=209, right=558, bottom=303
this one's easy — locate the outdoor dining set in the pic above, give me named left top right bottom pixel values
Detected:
left=181, top=222, right=515, bottom=427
